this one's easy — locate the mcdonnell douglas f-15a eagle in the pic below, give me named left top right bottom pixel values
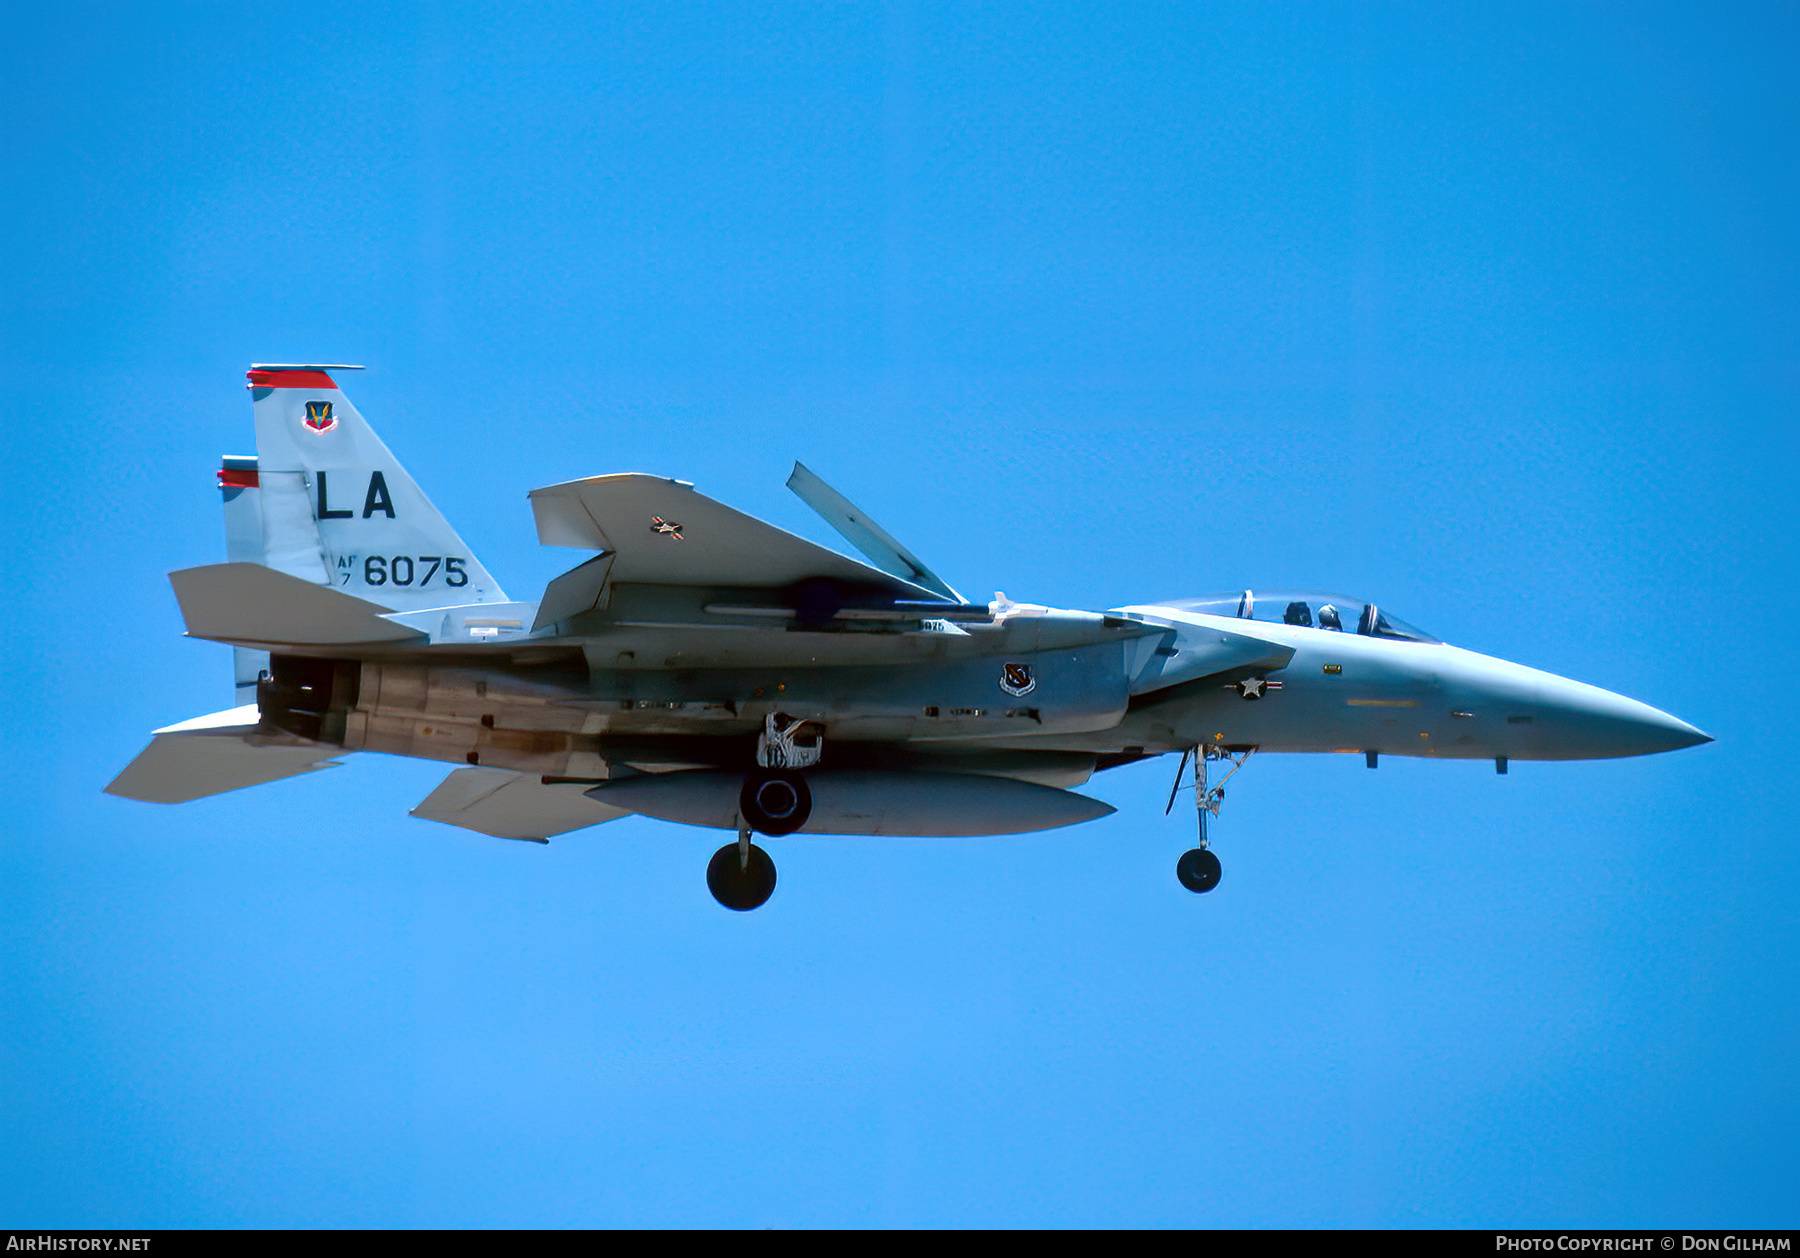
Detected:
left=107, top=366, right=1712, bottom=910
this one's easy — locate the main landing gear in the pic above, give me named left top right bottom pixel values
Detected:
left=705, top=714, right=822, bottom=911
left=1168, top=744, right=1254, bottom=895
left=708, top=822, right=778, bottom=912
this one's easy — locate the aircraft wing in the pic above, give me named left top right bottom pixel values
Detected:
left=527, top=474, right=944, bottom=596
left=409, top=767, right=632, bottom=841
left=106, top=705, right=342, bottom=803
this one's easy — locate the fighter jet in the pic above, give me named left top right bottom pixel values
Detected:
left=107, top=366, right=1712, bottom=910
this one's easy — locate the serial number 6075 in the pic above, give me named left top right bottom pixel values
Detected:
left=353, top=556, right=468, bottom=588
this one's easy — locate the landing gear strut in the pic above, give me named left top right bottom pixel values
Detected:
left=1168, top=744, right=1253, bottom=895
left=708, top=820, right=777, bottom=911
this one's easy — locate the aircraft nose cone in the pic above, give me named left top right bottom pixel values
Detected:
left=1658, top=714, right=1712, bottom=751
left=1621, top=707, right=1712, bottom=754
left=1541, top=676, right=1712, bottom=758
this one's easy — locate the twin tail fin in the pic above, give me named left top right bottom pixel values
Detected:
left=225, top=365, right=507, bottom=612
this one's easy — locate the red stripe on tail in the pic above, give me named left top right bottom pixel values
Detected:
left=218, top=468, right=260, bottom=488
left=246, top=369, right=338, bottom=390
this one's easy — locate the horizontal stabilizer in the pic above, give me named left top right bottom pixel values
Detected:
left=171, top=562, right=425, bottom=647
left=410, top=767, right=631, bottom=841
left=785, top=462, right=962, bottom=602
left=527, top=474, right=942, bottom=597
left=105, top=704, right=342, bottom=803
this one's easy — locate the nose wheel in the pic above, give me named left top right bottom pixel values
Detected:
left=1176, top=847, right=1222, bottom=893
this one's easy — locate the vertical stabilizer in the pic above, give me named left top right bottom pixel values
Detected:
left=247, top=365, right=508, bottom=610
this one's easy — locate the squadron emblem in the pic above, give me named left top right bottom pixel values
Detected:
left=999, top=661, right=1036, bottom=697
left=303, top=400, right=336, bottom=433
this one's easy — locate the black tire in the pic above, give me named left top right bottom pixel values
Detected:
left=1176, top=847, right=1222, bottom=894
left=739, top=769, right=812, bottom=836
left=707, top=842, right=777, bottom=911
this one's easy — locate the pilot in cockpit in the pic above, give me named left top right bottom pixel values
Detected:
left=1283, top=600, right=1313, bottom=627
left=1317, top=603, right=1343, bottom=631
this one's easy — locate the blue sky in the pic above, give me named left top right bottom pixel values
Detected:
left=2, top=1, right=1794, bottom=1227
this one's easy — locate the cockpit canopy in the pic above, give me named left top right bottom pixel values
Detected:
left=1159, top=591, right=1440, bottom=644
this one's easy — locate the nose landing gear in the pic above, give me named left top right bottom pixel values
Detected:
left=1168, top=744, right=1253, bottom=895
